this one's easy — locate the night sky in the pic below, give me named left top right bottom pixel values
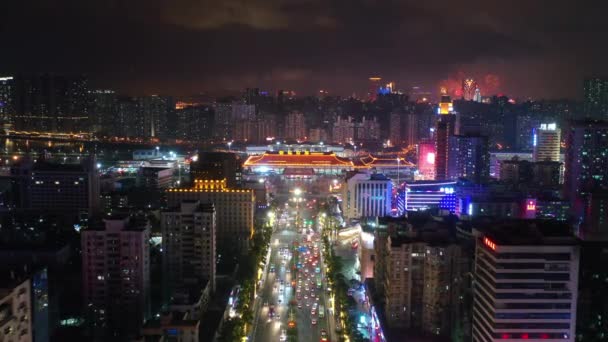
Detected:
left=2, top=0, right=608, bottom=99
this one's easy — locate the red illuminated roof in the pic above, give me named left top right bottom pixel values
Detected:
left=359, top=154, right=415, bottom=167
left=244, top=151, right=354, bottom=167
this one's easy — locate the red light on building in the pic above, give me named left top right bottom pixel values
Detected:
left=501, top=334, right=510, bottom=339
left=541, top=334, right=549, bottom=339
left=483, top=237, right=497, bottom=251
left=526, top=200, right=536, bottom=211
left=521, top=333, right=529, bottom=339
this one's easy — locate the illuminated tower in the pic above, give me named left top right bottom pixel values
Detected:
left=533, top=123, right=561, bottom=162
left=435, top=114, right=458, bottom=180
left=437, top=88, right=454, bottom=114
left=368, top=77, right=382, bottom=101
left=461, top=78, right=477, bottom=100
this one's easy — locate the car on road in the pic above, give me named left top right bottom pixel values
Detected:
left=311, top=318, right=317, bottom=325
left=280, top=329, right=287, bottom=341
left=263, top=301, right=268, bottom=307
left=320, top=329, right=328, bottom=342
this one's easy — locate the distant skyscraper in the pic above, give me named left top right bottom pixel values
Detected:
left=0, top=76, right=15, bottom=124
left=565, top=120, right=608, bottom=233
left=89, top=90, right=117, bottom=134
left=82, top=215, right=150, bottom=339
left=284, top=110, right=307, bottom=141
left=389, top=111, right=402, bottom=146
left=583, top=78, right=608, bottom=119
left=533, top=123, right=561, bottom=162
left=13, top=74, right=90, bottom=133
left=435, top=114, right=458, bottom=180
left=472, top=222, right=579, bottom=342
left=368, top=77, right=382, bottom=101
left=332, top=116, right=355, bottom=144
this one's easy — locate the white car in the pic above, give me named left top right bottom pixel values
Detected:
left=280, top=329, right=287, bottom=341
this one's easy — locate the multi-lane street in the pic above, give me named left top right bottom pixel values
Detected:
left=251, top=189, right=335, bottom=342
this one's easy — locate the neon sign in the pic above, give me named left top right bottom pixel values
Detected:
left=483, top=237, right=497, bottom=251
left=526, top=200, right=536, bottom=211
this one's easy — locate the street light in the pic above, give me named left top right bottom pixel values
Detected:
left=293, top=188, right=302, bottom=196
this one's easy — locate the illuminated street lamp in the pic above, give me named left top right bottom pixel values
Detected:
left=293, top=188, right=302, bottom=196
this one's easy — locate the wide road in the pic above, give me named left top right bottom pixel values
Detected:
left=252, top=194, right=334, bottom=342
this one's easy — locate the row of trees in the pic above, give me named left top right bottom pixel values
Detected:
left=322, top=235, right=367, bottom=342
left=218, top=217, right=273, bottom=341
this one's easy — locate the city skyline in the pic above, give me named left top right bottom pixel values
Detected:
left=3, top=1, right=608, bottom=99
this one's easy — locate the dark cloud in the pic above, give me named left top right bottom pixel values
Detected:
left=1, top=0, right=608, bottom=98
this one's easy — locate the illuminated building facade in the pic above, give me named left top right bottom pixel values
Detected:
left=472, top=222, right=579, bottom=342
left=244, top=151, right=355, bottom=175
left=162, top=201, right=216, bottom=295
left=82, top=215, right=150, bottom=339
left=166, top=179, right=254, bottom=253
left=437, top=94, right=454, bottom=115
left=417, top=139, right=436, bottom=180
left=404, top=181, right=457, bottom=212
left=341, top=173, right=392, bottom=220
left=533, top=123, right=561, bottom=162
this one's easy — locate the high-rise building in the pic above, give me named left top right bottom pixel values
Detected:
left=389, top=111, right=402, bottom=146
left=175, top=105, right=213, bottom=141
left=0, top=275, right=33, bottom=342
left=404, top=112, right=419, bottom=147
left=368, top=77, right=382, bottom=101
left=435, top=114, right=458, bottom=180
left=472, top=221, right=579, bottom=342
left=212, top=102, right=232, bottom=140
left=356, top=116, right=381, bottom=142
left=28, top=156, right=100, bottom=216
left=564, top=120, right=608, bottom=225
left=285, top=110, right=307, bottom=141
left=373, top=216, right=471, bottom=337
left=447, top=134, right=489, bottom=184
left=583, top=78, right=608, bottom=119
left=332, top=116, right=355, bottom=144
left=81, top=215, right=150, bottom=339
left=341, top=173, right=392, bottom=220
left=89, top=90, right=117, bottom=134
left=162, top=201, right=216, bottom=296
left=166, top=179, right=254, bottom=253
left=0, top=76, right=15, bottom=124
left=12, top=74, right=89, bottom=133
left=190, top=152, right=241, bottom=188
left=533, top=123, right=561, bottom=162
left=139, top=95, right=174, bottom=139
